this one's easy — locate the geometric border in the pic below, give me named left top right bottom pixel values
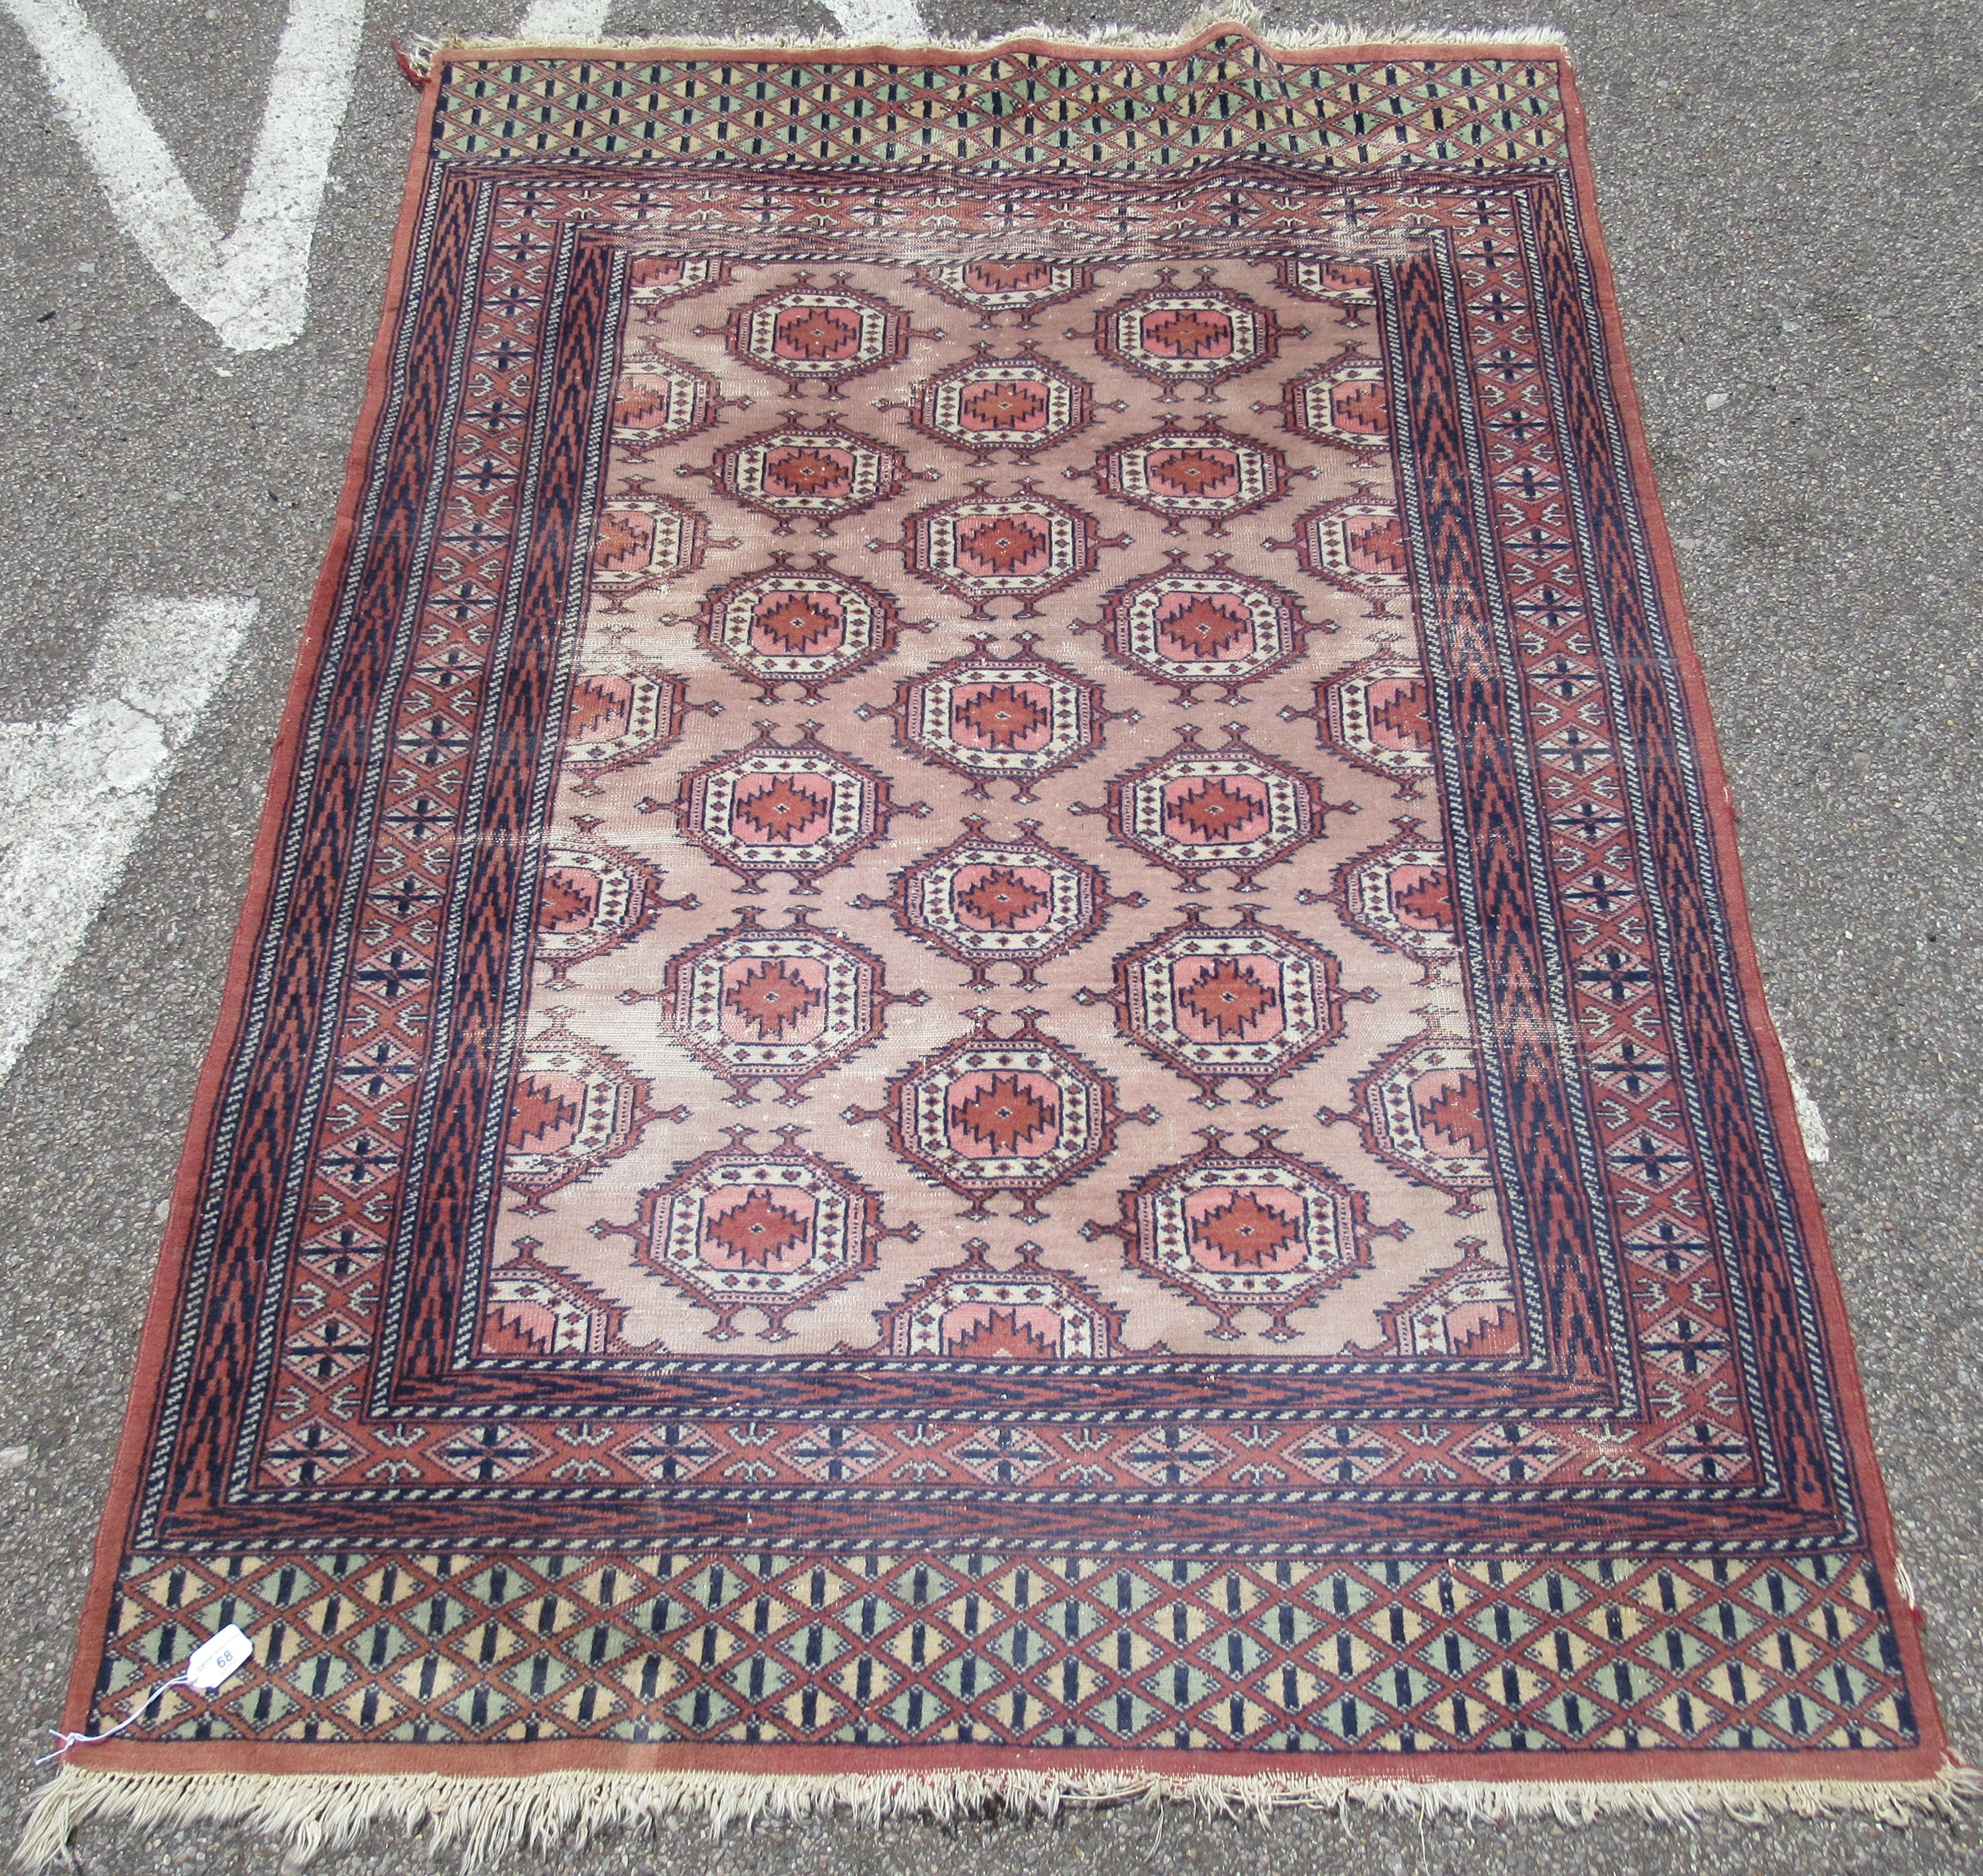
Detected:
left=87, top=1547, right=1916, bottom=1756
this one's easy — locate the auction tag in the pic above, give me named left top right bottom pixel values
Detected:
left=184, top=1624, right=252, bottom=1691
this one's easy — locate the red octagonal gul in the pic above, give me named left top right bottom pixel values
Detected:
left=1274, top=339, right=1390, bottom=458
left=864, top=1239, right=1126, bottom=1360
left=498, top=1015, right=675, bottom=1215
left=1264, top=479, right=1413, bottom=615
left=1079, top=721, right=1354, bottom=893
left=856, top=814, right=1143, bottom=988
left=1092, top=269, right=1293, bottom=399
left=1084, top=905, right=1368, bottom=1107
left=593, top=1125, right=915, bottom=1342
left=1319, top=1017, right=1495, bottom=1216
left=643, top=721, right=926, bottom=894
left=908, top=257, right=1099, bottom=327
left=845, top=1009, right=1157, bottom=1222
left=875, top=479, right=1125, bottom=619
left=1084, top=418, right=1294, bottom=536
left=688, top=416, right=909, bottom=536
left=716, top=273, right=925, bottom=397
left=861, top=633, right=1131, bottom=803
left=649, top=906, right=924, bottom=1106
left=1087, top=1128, right=1400, bottom=1342
left=691, top=554, right=931, bottom=703
left=1075, top=549, right=1331, bottom=703
left=902, top=342, right=1099, bottom=465
left=609, top=348, right=730, bottom=458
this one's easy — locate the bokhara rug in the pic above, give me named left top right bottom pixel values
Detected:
left=28, top=18, right=1971, bottom=1863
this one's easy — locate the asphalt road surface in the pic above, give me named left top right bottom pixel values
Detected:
left=0, top=2, right=1977, bottom=1872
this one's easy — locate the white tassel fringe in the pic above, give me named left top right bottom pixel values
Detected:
left=16, top=1762, right=1981, bottom=1871
left=429, top=7, right=1566, bottom=62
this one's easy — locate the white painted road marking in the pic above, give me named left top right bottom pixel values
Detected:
left=810, top=0, right=928, bottom=44
left=0, top=598, right=254, bottom=1084
left=1786, top=1065, right=1833, bottom=1164
left=2, top=0, right=363, bottom=352
left=515, top=0, right=613, bottom=36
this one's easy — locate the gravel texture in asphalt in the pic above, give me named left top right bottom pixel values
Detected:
left=0, top=3, right=1975, bottom=1871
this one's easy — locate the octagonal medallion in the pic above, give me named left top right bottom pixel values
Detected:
left=863, top=634, right=1128, bottom=802
left=481, top=1242, right=626, bottom=1358
left=647, top=721, right=923, bottom=894
left=594, top=1126, right=913, bottom=1341
left=1090, top=905, right=1366, bottom=1106
left=905, top=342, right=1097, bottom=465
left=1086, top=418, right=1292, bottom=536
left=1265, top=481, right=1412, bottom=615
left=500, top=1016, right=670, bottom=1214
left=1313, top=817, right=1457, bottom=983
left=718, top=274, right=921, bottom=397
left=532, top=829, right=674, bottom=991
left=867, top=1239, right=1124, bottom=1359
left=1320, top=1022, right=1493, bottom=1215
left=845, top=1008, right=1156, bottom=1221
left=692, top=416, right=908, bottom=536
left=1083, top=722, right=1352, bottom=892
left=1272, top=255, right=1377, bottom=325
left=1276, top=340, right=1389, bottom=457
left=693, top=554, right=929, bottom=702
left=1093, top=271, right=1290, bottom=398
left=878, top=480, right=1124, bottom=619
left=628, top=254, right=732, bottom=306
left=589, top=491, right=717, bottom=612
left=909, top=258, right=1098, bottom=327
left=561, top=660, right=696, bottom=793
left=1078, top=550, right=1330, bottom=702
left=1283, top=642, right=1435, bottom=798
left=653, top=906, right=921, bottom=1104
left=610, top=349, right=726, bottom=457
left=1090, top=1128, right=1395, bottom=1341
left=857, top=814, right=1141, bottom=987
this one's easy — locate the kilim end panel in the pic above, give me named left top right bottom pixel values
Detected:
left=31, top=21, right=1965, bottom=1860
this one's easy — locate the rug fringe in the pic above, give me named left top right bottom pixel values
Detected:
left=16, top=1762, right=1979, bottom=1870
left=426, top=9, right=1566, bottom=65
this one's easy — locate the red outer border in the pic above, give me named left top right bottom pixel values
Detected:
left=55, top=28, right=1957, bottom=1795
